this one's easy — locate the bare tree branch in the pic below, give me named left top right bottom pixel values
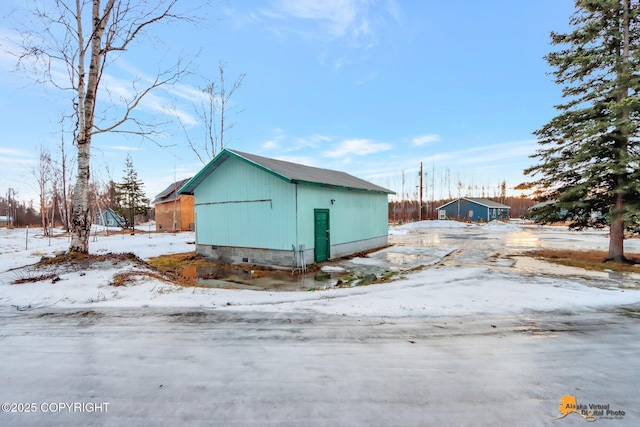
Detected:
left=186, top=60, right=245, bottom=164
left=12, top=0, right=195, bottom=253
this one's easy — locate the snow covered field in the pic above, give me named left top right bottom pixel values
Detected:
left=1, top=221, right=639, bottom=426
left=1, top=220, right=639, bottom=316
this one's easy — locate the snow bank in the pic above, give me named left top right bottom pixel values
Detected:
left=1, top=225, right=639, bottom=318
left=390, top=220, right=470, bottom=235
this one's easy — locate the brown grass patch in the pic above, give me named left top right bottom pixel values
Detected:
left=13, top=273, right=59, bottom=284
left=9, top=251, right=203, bottom=287
left=146, top=252, right=224, bottom=287
left=109, top=270, right=174, bottom=287
left=147, top=252, right=214, bottom=273
left=525, top=249, right=640, bottom=273
left=36, top=252, right=143, bottom=268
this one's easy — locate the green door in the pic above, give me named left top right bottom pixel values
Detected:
left=314, top=209, right=330, bottom=262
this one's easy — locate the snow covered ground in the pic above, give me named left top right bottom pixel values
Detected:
left=1, top=220, right=639, bottom=316
left=1, top=221, right=639, bottom=425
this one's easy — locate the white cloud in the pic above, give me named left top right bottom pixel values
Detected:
left=143, top=93, right=199, bottom=126
left=0, top=147, right=32, bottom=157
left=261, top=128, right=286, bottom=151
left=0, top=29, right=21, bottom=68
left=452, top=140, right=538, bottom=166
left=1, top=27, right=73, bottom=90
left=262, top=140, right=280, bottom=150
left=168, top=82, right=210, bottom=103
left=262, top=132, right=332, bottom=152
left=263, top=0, right=401, bottom=49
left=276, top=0, right=360, bottom=38
left=333, top=56, right=349, bottom=68
left=110, top=145, right=142, bottom=152
left=0, top=148, right=37, bottom=198
left=411, top=134, right=441, bottom=147
left=293, top=133, right=331, bottom=149
left=323, top=138, right=392, bottom=158
left=385, top=0, right=402, bottom=23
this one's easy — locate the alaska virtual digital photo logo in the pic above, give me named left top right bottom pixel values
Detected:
left=557, top=395, right=625, bottom=422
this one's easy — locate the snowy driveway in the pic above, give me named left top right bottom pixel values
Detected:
left=0, top=307, right=638, bottom=426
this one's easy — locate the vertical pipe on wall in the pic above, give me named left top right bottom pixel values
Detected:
left=294, top=183, right=299, bottom=267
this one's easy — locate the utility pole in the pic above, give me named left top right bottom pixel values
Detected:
left=172, top=157, right=177, bottom=232
left=401, top=170, right=405, bottom=222
left=419, top=162, right=423, bottom=221
left=431, top=161, right=435, bottom=220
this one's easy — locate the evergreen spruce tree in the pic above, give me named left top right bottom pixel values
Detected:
left=114, top=155, right=149, bottom=234
left=524, top=0, right=640, bottom=262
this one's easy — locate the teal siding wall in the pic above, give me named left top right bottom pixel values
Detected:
left=296, top=186, right=389, bottom=250
left=194, top=157, right=296, bottom=249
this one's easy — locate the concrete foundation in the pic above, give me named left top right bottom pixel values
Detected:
left=329, top=235, right=388, bottom=260
left=196, top=235, right=388, bottom=268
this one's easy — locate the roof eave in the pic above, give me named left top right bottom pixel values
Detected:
left=178, top=151, right=230, bottom=195
left=463, top=197, right=511, bottom=209
left=293, top=179, right=394, bottom=194
left=179, top=148, right=395, bottom=195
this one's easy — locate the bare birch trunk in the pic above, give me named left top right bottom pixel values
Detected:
left=59, top=133, right=71, bottom=232
left=19, top=0, right=185, bottom=253
left=69, top=0, right=114, bottom=253
left=70, top=143, right=92, bottom=252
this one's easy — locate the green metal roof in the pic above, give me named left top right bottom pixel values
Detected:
left=179, top=149, right=395, bottom=195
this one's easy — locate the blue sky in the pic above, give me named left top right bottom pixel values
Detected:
left=0, top=0, right=575, bottom=204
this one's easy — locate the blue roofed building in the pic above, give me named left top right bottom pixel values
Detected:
left=437, top=197, right=510, bottom=222
left=95, top=208, right=126, bottom=228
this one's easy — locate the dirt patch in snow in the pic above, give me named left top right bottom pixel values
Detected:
left=7, top=252, right=176, bottom=287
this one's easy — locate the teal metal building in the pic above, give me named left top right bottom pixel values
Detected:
left=179, top=149, right=394, bottom=268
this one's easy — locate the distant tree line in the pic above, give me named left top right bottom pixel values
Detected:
left=0, top=189, right=39, bottom=227
left=1, top=151, right=151, bottom=231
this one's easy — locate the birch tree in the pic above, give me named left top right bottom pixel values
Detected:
left=17, top=0, right=189, bottom=253
left=54, top=130, right=75, bottom=232
left=34, top=146, right=53, bottom=236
